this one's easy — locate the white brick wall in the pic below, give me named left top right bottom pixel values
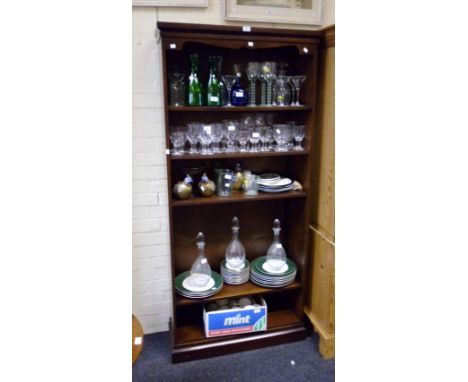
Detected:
left=133, top=7, right=172, bottom=334
left=132, top=2, right=335, bottom=334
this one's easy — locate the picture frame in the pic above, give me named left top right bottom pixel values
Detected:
left=132, top=0, right=208, bottom=7
left=223, top=0, right=323, bottom=26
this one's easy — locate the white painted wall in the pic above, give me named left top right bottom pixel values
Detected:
left=132, top=1, right=335, bottom=334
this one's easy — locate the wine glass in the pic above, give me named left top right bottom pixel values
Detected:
left=273, top=124, right=292, bottom=152
left=169, top=127, right=186, bottom=155
left=199, top=124, right=213, bottom=155
left=238, top=128, right=249, bottom=152
left=186, top=123, right=200, bottom=154
left=250, top=126, right=262, bottom=152
left=289, top=75, right=307, bottom=106
left=211, top=123, right=223, bottom=153
left=224, top=120, right=239, bottom=152
left=246, top=62, right=260, bottom=106
left=293, top=125, right=305, bottom=151
left=259, top=126, right=271, bottom=151
left=221, top=75, right=237, bottom=107
left=261, top=62, right=277, bottom=106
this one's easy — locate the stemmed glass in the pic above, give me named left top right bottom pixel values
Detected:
left=199, top=124, right=213, bottom=155
left=238, top=128, right=249, bottom=152
left=293, top=125, right=305, bottom=151
left=186, top=123, right=200, bottom=154
left=259, top=126, right=271, bottom=151
left=224, top=120, right=239, bottom=152
left=261, top=62, right=277, bottom=106
left=221, top=75, right=237, bottom=107
left=250, top=126, right=262, bottom=152
left=246, top=62, right=260, bottom=106
left=211, top=123, right=224, bottom=153
left=273, top=124, right=292, bottom=152
left=169, top=127, right=186, bottom=155
left=289, top=75, right=307, bottom=106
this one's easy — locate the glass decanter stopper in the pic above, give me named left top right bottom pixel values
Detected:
left=189, top=232, right=212, bottom=287
left=266, top=219, right=287, bottom=271
left=225, top=217, right=246, bottom=269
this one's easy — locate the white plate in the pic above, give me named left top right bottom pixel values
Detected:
left=182, top=276, right=215, bottom=292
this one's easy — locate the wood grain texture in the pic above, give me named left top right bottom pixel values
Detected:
left=158, top=22, right=324, bottom=362
left=310, top=46, right=335, bottom=239
left=132, top=315, right=144, bottom=365
left=305, top=226, right=335, bottom=358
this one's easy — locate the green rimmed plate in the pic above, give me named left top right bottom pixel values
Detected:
left=251, top=256, right=297, bottom=277
left=175, top=271, right=223, bottom=298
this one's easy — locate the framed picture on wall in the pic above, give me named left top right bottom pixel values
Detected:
left=223, top=0, right=323, bottom=26
left=132, top=0, right=208, bottom=6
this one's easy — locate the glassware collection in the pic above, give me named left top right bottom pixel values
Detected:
left=169, top=55, right=307, bottom=107
left=172, top=163, right=302, bottom=200
left=174, top=218, right=298, bottom=298
left=169, top=116, right=305, bottom=155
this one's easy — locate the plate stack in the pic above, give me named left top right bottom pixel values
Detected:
left=220, top=259, right=250, bottom=285
left=175, top=271, right=223, bottom=299
left=250, top=256, right=297, bottom=288
left=258, top=174, right=293, bottom=193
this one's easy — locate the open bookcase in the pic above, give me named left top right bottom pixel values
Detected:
left=158, top=22, right=324, bottom=362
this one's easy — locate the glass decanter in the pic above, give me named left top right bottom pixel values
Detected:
left=266, top=219, right=287, bottom=271
left=189, top=232, right=212, bottom=288
left=187, top=54, right=204, bottom=106
left=273, top=75, right=292, bottom=106
left=207, top=56, right=222, bottom=106
left=225, top=217, right=246, bottom=269
left=230, top=65, right=249, bottom=106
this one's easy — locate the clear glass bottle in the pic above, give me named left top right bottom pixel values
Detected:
left=216, top=56, right=227, bottom=106
left=207, top=56, right=222, bottom=106
left=273, top=75, right=292, bottom=106
left=230, top=65, right=249, bottom=107
left=225, top=217, right=246, bottom=269
left=187, top=54, right=204, bottom=106
left=266, top=219, right=287, bottom=271
left=189, top=232, right=212, bottom=287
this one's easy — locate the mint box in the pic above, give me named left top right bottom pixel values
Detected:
left=203, top=297, right=267, bottom=338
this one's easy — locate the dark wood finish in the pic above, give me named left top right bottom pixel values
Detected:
left=176, top=280, right=302, bottom=306
left=158, top=22, right=324, bottom=362
left=172, top=190, right=306, bottom=207
left=170, top=150, right=308, bottom=161
left=168, top=105, right=311, bottom=112
left=172, top=310, right=306, bottom=362
left=322, top=25, right=335, bottom=48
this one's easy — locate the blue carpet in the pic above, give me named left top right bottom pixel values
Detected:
left=133, top=331, right=335, bottom=382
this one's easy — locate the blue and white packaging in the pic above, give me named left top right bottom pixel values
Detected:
left=203, top=297, right=267, bottom=338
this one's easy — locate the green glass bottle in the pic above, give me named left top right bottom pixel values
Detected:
left=207, top=56, right=222, bottom=106
left=187, top=54, right=204, bottom=106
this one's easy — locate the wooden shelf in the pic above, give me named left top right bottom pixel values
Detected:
left=170, top=150, right=308, bottom=161
left=176, top=280, right=302, bottom=306
left=168, top=106, right=312, bottom=112
left=172, top=191, right=306, bottom=207
left=175, top=309, right=303, bottom=347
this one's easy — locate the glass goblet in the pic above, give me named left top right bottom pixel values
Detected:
left=211, top=123, right=223, bottom=153
left=224, top=120, right=239, bottom=152
left=221, top=75, right=237, bottom=107
left=293, top=125, right=305, bottom=151
left=246, top=62, right=261, bottom=106
left=238, top=128, right=249, bottom=152
left=199, top=124, right=213, bottom=155
left=186, top=123, right=200, bottom=154
left=169, top=127, right=186, bottom=155
left=273, top=124, right=290, bottom=152
left=289, top=75, right=307, bottom=106
left=261, top=62, right=277, bottom=106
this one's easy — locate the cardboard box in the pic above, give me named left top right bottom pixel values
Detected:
left=203, top=296, right=267, bottom=338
